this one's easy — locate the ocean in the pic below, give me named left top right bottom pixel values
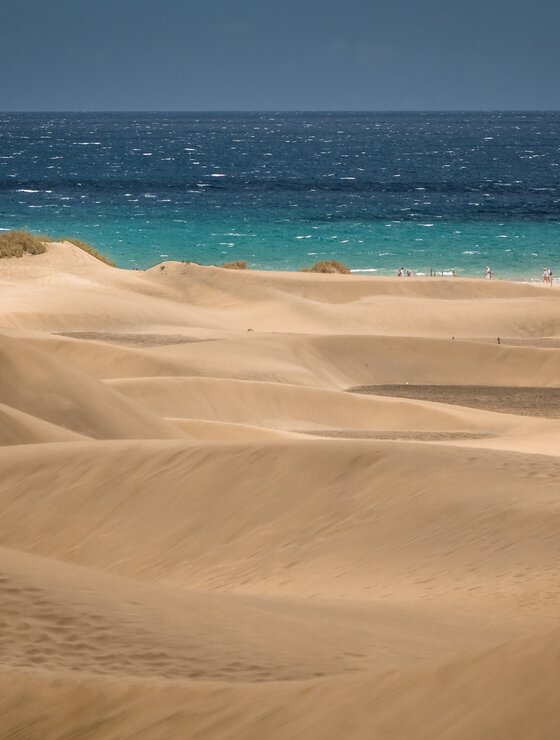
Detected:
left=1, top=111, right=559, bottom=277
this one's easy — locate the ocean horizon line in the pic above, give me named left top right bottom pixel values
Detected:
left=3, top=109, right=560, bottom=115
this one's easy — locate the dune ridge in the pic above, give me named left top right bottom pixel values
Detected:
left=0, top=242, right=559, bottom=738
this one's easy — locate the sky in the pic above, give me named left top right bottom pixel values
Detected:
left=1, top=0, right=559, bottom=111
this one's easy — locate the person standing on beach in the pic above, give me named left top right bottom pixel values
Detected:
left=397, top=267, right=404, bottom=277
left=485, top=265, right=493, bottom=279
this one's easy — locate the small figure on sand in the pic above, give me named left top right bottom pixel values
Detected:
left=397, top=267, right=404, bottom=277
left=485, top=265, right=493, bottom=279
left=406, top=269, right=413, bottom=277
left=543, top=267, right=553, bottom=285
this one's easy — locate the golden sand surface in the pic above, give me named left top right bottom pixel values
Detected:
left=1, top=241, right=560, bottom=738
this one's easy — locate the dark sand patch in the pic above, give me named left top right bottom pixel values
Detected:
left=299, top=430, right=493, bottom=441
left=348, top=385, right=560, bottom=418
left=56, top=332, right=216, bottom=347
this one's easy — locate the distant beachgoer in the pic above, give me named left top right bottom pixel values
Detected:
left=406, top=270, right=413, bottom=277
left=543, top=267, right=552, bottom=284
left=397, top=267, right=404, bottom=277
left=550, top=268, right=554, bottom=285
left=451, top=269, right=457, bottom=277
left=485, top=266, right=493, bottom=279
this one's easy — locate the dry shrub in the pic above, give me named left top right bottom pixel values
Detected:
left=0, top=230, right=47, bottom=258
left=63, top=238, right=115, bottom=266
left=219, top=260, right=247, bottom=270
left=0, top=231, right=115, bottom=267
left=303, top=259, right=351, bottom=274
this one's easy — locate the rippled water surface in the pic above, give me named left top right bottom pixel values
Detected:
left=1, top=112, right=559, bottom=276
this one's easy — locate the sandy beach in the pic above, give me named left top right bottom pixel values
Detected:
left=1, top=241, right=560, bottom=738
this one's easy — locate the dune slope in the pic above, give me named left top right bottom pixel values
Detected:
left=0, top=243, right=558, bottom=738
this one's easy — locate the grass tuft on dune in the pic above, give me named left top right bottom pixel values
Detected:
left=0, top=230, right=115, bottom=266
left=303, top=259, right=351, bottom=274
left=219, top=260, right=248, bottom=270
left=62, top=237, right=116, bottom=266
left=0, top=230, right=48, bottom=258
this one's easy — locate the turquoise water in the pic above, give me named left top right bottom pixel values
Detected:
left=1, top=112, right=559, bottom=277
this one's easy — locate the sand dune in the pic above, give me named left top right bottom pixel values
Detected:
left=17, top=330, right=560, bottom=391
left=1, top=629, right=560, bottom=740
left=107, top=375, right=529, bottom=438
left=2, top=439, right=559, bottom=608
left=0, top=402, right=88, bottom=445
left=0, top=242, right=558, bottom=737
left=165, top=417, right=302, bottom=440
left=0, top=545, right=402, bottom=682
left=2, top=243, right=560, bottom=338
left=0, top=332, right=188, bottom=439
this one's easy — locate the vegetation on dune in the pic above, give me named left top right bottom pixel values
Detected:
left=0, top=230, right=115, bottom=266
left=0, top=232, right=351, bottom=275
left=302, top=259, right=351, bottom=274
left=0, top=230, right=47, bottom=258
left=219, top=260, right=247, bottom=270
left=62, top=237, right=115, bottom=266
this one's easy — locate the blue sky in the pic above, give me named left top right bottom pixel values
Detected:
left=1, top=0, right=559, bottom=110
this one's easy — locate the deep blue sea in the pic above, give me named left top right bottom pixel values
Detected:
left=1, top=112, right=559, bottom=277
